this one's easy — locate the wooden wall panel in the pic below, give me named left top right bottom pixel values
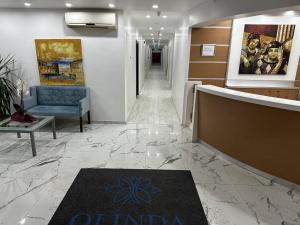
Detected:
left=229, top=88, right=299, bottom=100
left=190, top=46, right=229, bottom=61
left=197, top=91, right=300, bottom=185
left=191, top=28, right=232, bottom=45
left=188, top=79, right=225, bottom=87
left=189, top=63, right=228, bottom=78
left=189, top=19, right=232, bottom=81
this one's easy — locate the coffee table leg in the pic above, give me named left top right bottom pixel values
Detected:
left=52, top=118, right=57, bottom=139
left=30, top=132, right=37, bottom=157
left=17, top=132, right=21, bottom=138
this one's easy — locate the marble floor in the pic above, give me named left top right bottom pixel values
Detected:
left=0, top=66, right=300, bottom=225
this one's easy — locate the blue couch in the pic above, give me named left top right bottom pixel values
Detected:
left=23, top=86, right=90, bottom=132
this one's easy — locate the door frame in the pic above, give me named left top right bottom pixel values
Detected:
left=136, top=41, right=139, bottom=96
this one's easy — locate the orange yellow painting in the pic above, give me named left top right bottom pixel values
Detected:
left=35, top=39, right=85, bottom=86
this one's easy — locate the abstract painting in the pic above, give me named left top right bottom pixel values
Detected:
left=239, top=24, right=295, bottom=75
left=35, top=39, right=85, bottom=86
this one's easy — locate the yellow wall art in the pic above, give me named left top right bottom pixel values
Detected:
left=35, top=39, right=85, bottom=86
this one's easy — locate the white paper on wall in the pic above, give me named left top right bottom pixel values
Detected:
left=202, top=44, right=216, bottom=56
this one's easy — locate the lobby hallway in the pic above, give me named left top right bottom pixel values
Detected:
left=127, top=66, right=179, bottom=125
left=0, top=68, right=299, bottom=225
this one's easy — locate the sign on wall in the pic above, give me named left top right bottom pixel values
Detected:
left=35, top=39, right=85, bottom=86
left=201, top=44, right=216, bottom=56
left=239, top=24, right=295, bottom=75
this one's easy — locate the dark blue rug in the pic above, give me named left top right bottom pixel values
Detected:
left=48, top=169, right=209, bottom=225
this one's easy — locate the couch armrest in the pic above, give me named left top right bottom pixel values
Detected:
left=79, top=97, right=90, bottom=116
left=23, top=96, right=37, bottom=110
left=23, top=87, right=37, bottom=110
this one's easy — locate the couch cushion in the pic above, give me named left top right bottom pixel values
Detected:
left=36, top=86, right=86, bottom=106
left=27, top=105, right=79, bottom=117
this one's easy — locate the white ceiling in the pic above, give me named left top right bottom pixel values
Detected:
left=0, top=0, right=208, bottom=11
left=0, top=0, right=211, bottom=43
left=128, top=10, right=183, bottom=41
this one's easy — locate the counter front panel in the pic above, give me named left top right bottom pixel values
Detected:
left=197, top=87, right=300, bottom=185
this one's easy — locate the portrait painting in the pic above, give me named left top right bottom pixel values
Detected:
left=35, top=39, right=85, bottom=86
left=239, top=24, right=295, bottom=75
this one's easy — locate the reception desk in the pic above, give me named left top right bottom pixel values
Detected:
left=192, top=85, right=300, bottom=186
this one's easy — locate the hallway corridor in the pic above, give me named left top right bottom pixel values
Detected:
left=128, top=66, right=179, bottom=125
left=0, top=70, right=299, bottom=225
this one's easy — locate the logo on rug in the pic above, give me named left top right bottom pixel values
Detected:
left=105, top=177, right=161, bottom=205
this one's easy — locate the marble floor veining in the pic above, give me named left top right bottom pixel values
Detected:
left=0, top=66, right=300, bottom=225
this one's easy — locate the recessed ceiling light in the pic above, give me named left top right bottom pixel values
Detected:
left=149, top=27, right=153, bottom=30
left=24, top=2, right=31, bottom=7
left=152, top=4, right=159, bottom=9
left=108, top=3, right=115, bottom=8
left=162, top=15, right=167, bottom=19
left=65, top=2, right=72, bottom=7
left=160, top=27, right=164, bottom=30
left=146, top=15, right=151, bottom=18
left=159, top=33, right=162, bottom=36
left=151, top=33, right=154, bottom=36
left=284, top=11, right=295, bottom=16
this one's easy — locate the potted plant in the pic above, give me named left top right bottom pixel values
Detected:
left=0, top=55, right=17, bottom=120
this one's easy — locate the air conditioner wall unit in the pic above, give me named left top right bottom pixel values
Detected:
left=65, top=12, right=117, bottom=29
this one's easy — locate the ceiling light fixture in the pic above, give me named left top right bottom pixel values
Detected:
left=65, top=2, right=72, bottom=7
left=159, top=33, right=162, bottom=36
left=108, top=3, right=115, bottom=8
left=146, top=15, right=151, bottom=18
left=160, top=27, right=164, bottom=30
left=152, top=4, right=159, bottom=9
left=162, top=15, right=167, bottom=19
left=149, top=27, right=153, bottom=30
left=284, top=11, right=295, bottom=16
left=151, top=33, right=154, bottom=36
left=24, top=2, right=31, bottom=7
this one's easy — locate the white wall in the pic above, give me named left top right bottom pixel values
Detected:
left=138, top=38, right=147, bottom=94
left=167, top=38, right=175, bottom=87
left=171, top=23, right=191, bottom=123
left=162, top=46, right=168, bottom=76
left=124, top=31, right=137, bottom=120
left=189, top=0, right=300, bottom=27
left=227, top=15, right=300, bottom=87
left=0, top=9, right=126, bottom=122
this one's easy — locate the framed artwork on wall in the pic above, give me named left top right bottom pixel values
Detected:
left=239, top=24, right=295, bottom=75
left=35, top=39, right=85, bottom=86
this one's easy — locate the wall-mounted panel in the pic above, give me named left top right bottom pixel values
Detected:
left=189, top=63, right=228, bottom=78
left=190, top=46, right=229, bottom=62
left=188, top=19, right=232, bottom=83
left=191, top=28, right=232, bottom=45
left=188, top=78, right=226, bottom=87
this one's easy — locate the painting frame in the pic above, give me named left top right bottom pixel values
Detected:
left=35, top=39, right=85, bottom=86
left=238, top=24, right=295, bottom=76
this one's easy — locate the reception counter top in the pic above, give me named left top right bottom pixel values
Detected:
left=193, top=85, right=300, bottom=187
left=196, top=85, right=300, bottom=112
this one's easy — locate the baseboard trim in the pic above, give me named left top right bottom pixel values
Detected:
left=91, top=121, right=126, bottom=125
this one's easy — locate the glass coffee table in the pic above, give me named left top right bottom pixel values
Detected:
left=0, top=116, right=56, bottom=157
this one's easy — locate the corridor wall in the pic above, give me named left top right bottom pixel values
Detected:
left=171, top=22, right=191, bottom=123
